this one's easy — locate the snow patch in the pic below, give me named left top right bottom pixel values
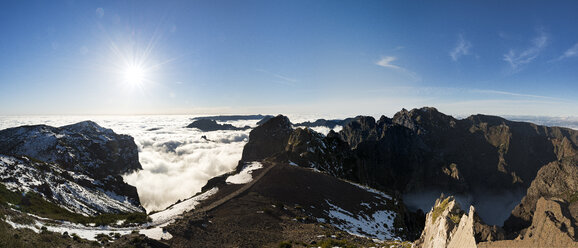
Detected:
left=225, top=162, right=263, bottom=184
left=348, top=181, right=392, bottom=200
left=150, top=187, right=218, bottom=224
left=325, top=200, right=399, bottom=241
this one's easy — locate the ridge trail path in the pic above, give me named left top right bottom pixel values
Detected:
left=188, top=161, right=278, bottom=216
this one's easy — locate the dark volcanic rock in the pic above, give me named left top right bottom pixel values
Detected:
left=339, top=116, right=380, bottom=149
left=241, top=115, right=293, bottom=162
left=293, top=118, right=355, bottom=129
left=186, top=119, right=250, bottom=131
left=284, top=128, right=358, bottom=181
left=192, top=114, right=273, bottom=122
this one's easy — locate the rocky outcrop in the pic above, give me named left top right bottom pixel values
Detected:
left=241, top=115, right=293, bottom=162
left=284, top=128, right=358, bottom=181
left=339, top=116, right=380, bottom=149
left=0, top=121, right=144, bottom=214
left=478, top=197, right=577, bottom=248
left=415, top=195, right=476, bottom=248
left=448, top=205, right=477, bottom=248
left=504, top=156, right=578, bottom=234
left=186, top=119, right=250, bottom=131
left=521, top=197, right=577, bottom=243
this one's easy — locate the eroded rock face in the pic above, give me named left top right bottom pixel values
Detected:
left=415, top=195, right=476, bottom=248
left=504, top=156, right=578, bottom=234
left=478, top=197, right=577, bottom=248
left=522, top=197, right=577, bottom=243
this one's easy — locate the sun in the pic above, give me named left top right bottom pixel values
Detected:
left=123, top=64, right=146, bottom=86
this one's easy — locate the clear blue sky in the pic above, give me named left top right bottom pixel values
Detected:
left=1, top=0, right=577, bottom=117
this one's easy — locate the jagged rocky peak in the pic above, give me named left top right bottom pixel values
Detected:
left=283, top=127, right=358, bottom=179
left=415, top=194, right=477, bottom=248
left=241, top=114, right=293, bottom=162
left=393, top=107, right=457, bottom=133
left=339, top=115, right=379, bottom=148
left=285, top=127, right=325, bottom=153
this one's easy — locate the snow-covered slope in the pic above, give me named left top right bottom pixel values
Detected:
left=0, top=121, right=144, bottom=215
left=0, top=155, right=142, bottom=215
left=0, top=121, right=141, bottom=177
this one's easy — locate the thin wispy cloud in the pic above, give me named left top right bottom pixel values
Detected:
left=555, top=42, right=578, bottom=61
left=256, top=69, right=298, bottom=86
left=376, top=56, right=421, bottom=81
left=471, top=89, right=564, bottom=101
left=450, top=34, right=472, bottom=61
left=503, top=30, right=548, bottom=71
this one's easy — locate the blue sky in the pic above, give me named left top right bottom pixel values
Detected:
left=1, top=0, right=577, bottom=117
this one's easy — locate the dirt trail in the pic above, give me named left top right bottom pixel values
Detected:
left=191, top=161, right=277, bottom=215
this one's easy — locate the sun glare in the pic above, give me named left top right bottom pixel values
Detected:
left=123, top=65, right=146, bottom=86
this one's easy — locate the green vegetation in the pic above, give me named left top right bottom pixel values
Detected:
left=431, top=197, right=451, bottom=223
left=0, top=183, right=150, bottom=226
left=278, top=240, right=292, bottom=248
left=95, top=233, right=111, bottom=244
left=313, top=238, right=357, bottom=248
left=449, top=213, right=462, bottom=224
